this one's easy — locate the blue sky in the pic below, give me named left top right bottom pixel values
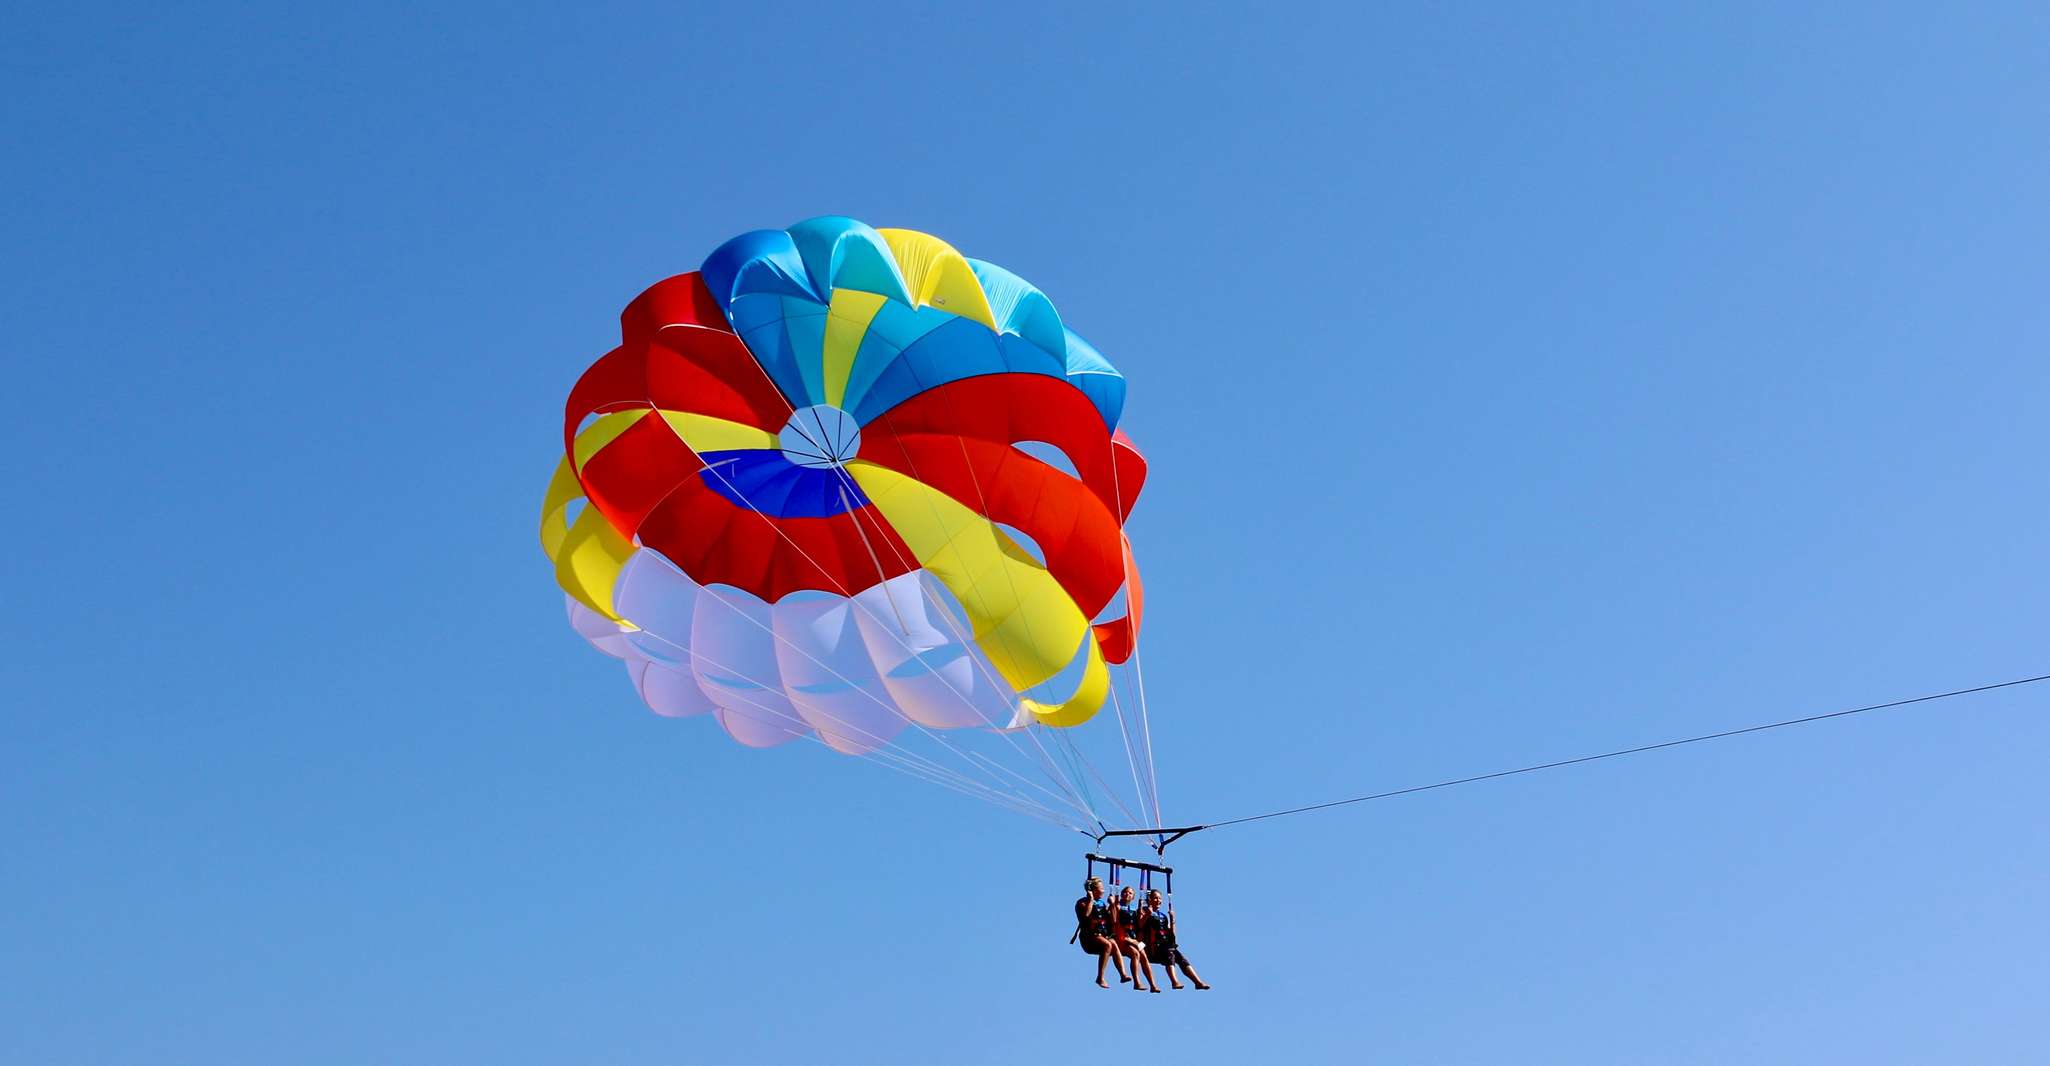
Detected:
left=6, top=2, right=2048, bottom=1063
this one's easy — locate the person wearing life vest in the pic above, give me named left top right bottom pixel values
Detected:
left=1138, top=889, right=1210, bottom=990
left=1073, top=877, right=1130, bottom=988
left=1112, top=886, right=1161, bottom=992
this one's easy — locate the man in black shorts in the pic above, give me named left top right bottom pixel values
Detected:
left=1139, top=889, right=1211, bottom=990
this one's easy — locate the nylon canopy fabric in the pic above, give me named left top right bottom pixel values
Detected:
left=541, top=217, right=1146, bottom=751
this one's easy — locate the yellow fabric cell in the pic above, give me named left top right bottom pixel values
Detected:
left=1019, top=642, right=1108, bottom=728
left=539, top=456, right=582, bottom=558
left=553, top=505, right=637, bottom=623
left=540, top=439, right=640, bottom=625
left=875, top=228, right=997, bottom=330
left=656, top=410, right=776, bottom=453
left=845, top=460, right=1105, bottom=726
left=822, top=289, right=888, bottom=407
left=550, top=410, right=734, bottom=622
left=572, top=409, right=650, bottom=472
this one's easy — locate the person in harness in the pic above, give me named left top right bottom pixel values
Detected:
left=1112, top=886, right=1162, bottom=992
left=1072, top=876, right=1131, bottom=988
left=1138, top=889, right=1210, bottom=990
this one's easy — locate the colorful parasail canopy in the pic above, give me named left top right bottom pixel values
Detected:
left=541, top=217, right=1147, bottom=759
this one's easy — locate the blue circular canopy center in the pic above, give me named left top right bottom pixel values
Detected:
left=778, top=405, right=862, bottom=469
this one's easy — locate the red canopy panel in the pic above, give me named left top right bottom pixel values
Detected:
left=860, top=430, right=1128, bottom=623
left=1091, top=535, right=1143, bottom=665
left=863, top=374, right=1147, bottom=521
left=619, top=271, right=735, bottom=346
left=857, top=372, right=1147, bottom=663
left=635, top=475, right=916, bottom=601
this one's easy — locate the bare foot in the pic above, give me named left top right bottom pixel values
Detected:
left=1096, top=978, right=1110, bottom=988
left=1193, top=981, right=1212, bottom=990
left=1169, top=982, right=1184, bottom=990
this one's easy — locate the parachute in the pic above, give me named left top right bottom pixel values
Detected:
left=541, top=217, right=1161, bottom=834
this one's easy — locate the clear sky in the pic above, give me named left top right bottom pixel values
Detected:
left=6, top=3, right=2048, bottom=1063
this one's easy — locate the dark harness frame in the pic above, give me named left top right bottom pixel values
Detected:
left=1085, top=852, right=1173, bottom=895
left=1091, top=824, right=1206, bottom=856
left=1071, top=852, right=1179, bottom=946
left=1069, top=825, right=1200, bottom=947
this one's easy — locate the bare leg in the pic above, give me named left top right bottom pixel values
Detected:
left=1179, top=958, right=1210, bottom=990
left=1125, top=943, right=1158, bottom=992
left=1099, top=937, right=1129, bottom=983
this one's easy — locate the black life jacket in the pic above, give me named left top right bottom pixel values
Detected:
left=1141, top=908, right=1175, bottom=949
left=1115, top=902, right=1142, bottom=936
left=1075, top=896, right=1111, bottom=935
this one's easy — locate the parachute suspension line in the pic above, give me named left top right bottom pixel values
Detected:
left=1101, top=665, right=1152, bottom=840
left=712, top=357, right=1110, bottom=832
left=679, top=464, right=1082, bottom=818
left=1105, top=659, right=1160, bottom=846
left=689, top=452, right=1106, bottom=829
left=637, top=634, right=1090, bottom=833
left=624, top=625, right=1077, bottom=824
left=962, top=749, right=1114, bottom=832
left=834, top=466, right=1101, bottom=810
left=1130, top=648, right=1164, bottom=837
left=1105, top=436, right=1165, bottom=839
left=1042, top=727, right=1094, bottom=818
left=916, top=427, right=1151, bottom=832
left=717, top=341, right=1100, bottom=828
left=733, top=712, right=1084, bottom=832
left=824, top=462, right=1108, bottom=830
left=723, top=345, right=1129, bottom=839
left=714, top=694, right=1082, bottom=831
left=851, top=416, right=1113, bottom=827
left=686, top=590, right=1103, bottom=831
left=646, top=631, right=1087, bottom=830
left=836, top=482, right=913, bottom=636
left=1046, top=722, right=1142, bottom=827
left=1043, top=726, right=1112, bottom=827
left=939, top=432, right=1063, bottom=713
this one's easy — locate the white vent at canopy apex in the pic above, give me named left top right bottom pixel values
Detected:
left=778, top=405, right=862, bottom=469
